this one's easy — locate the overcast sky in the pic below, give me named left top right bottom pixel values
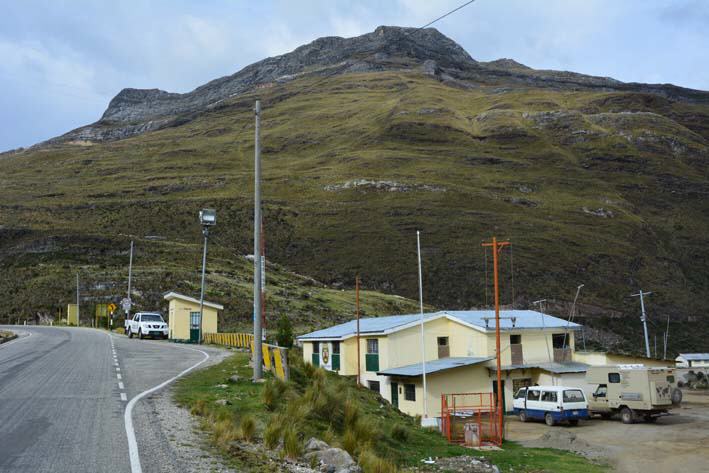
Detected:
left=1, top=0, right=708, bottom=151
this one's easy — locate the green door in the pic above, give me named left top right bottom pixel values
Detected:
left=391, top=382, right=399, bottom=408
left=190, top=312, right=200, bottom=343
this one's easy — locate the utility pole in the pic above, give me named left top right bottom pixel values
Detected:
left=356, top=276, right=361, bottom=387
left=631, top=290, right=652, bottom=358
left=127, top=240, right=134, bottom=322
left=416, top=231, right=428, bottom=420
left=562, top=285, right=584, bottom=353
left=532, top=299, right=551, bottom=362
left=482, top=236, right=510, bottom=445
left=253, top=99, right=264, bottom=381
left=663, top=314, right=670, bottom=360
left=76, top=273, right=80, bottom=326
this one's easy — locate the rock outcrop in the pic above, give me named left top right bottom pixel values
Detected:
left=42, top=25, right=709, bottom=145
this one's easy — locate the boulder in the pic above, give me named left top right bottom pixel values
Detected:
left=304, top=447, right=361, bottom=473
left=304, top=437, right=330, bottom=452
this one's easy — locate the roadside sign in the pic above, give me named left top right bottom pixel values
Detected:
left=121, top=298, right=132, bottom=312
left=108, top=303, right=117, bottom=314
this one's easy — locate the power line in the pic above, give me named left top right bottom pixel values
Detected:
left=416, top=0, right=477, bottom=31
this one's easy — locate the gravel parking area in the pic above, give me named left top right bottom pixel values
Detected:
left=506, top=390, right=709, bottom=473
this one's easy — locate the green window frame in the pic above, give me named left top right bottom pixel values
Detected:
left=311, top=342, right=320, bottom=367
left=365, top=339, right=379, bottom=372
left=331, top=342, right=340, bottom=371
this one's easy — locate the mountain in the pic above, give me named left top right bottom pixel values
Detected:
left=1, top=26, right=708, bottom=353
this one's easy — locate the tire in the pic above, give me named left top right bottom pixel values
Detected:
left=621, top=407, right=635, bottom=424
left=138, top=329, right=144, bottom=340
left=568, top=419, right=579, bottom=426
left=519, top=410, right=528, bottom=423
left=672, top=388, right=683, bottom=405
left=127, top=328, right=133, bottom=339
left=545, top=412, right=555, bottom=426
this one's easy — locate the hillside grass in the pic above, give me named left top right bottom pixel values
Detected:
left=173, top=351, right=606, bottom=472
left=1, top=70, right=708, bottom=352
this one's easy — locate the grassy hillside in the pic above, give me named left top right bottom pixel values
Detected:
left=1, top=70, right=707, bottom=351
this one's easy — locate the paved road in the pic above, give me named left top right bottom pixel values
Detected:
left=0, top=326, right=225, bottom=473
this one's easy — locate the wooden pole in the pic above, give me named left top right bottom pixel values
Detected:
left=356, top=276, right=361, bottom=387
left=482, top=237, right=509, bottom=445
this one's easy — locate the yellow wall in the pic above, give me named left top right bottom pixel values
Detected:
left=387, top=317, right=452, bottom=367
left=492, top=330, right=575, bottom=365
left=574, top=351, right=671, bottom=368
left=168, top=299, right=218, bottom=340
left=67, top=304, right=79, bottom=326
left=390, top=364, right=493, bottom=418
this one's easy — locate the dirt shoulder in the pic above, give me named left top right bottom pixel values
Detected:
left=507, top=390, right=709, bottom=473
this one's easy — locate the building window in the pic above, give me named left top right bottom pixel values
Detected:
left=365, top=339, right=379, bottom=371
left=552, top=333, right=568, bottom=349
left=437, top=337, right=448, bottom=346
left=608, top=372, right=621, bottom=383
left=510, top=334, right=521, bottom=345
left=311, top=342, right=320, bottom=367
left=404, top=383, right=416, bottom=401
left=190, top=312, right=199, bottom=328
left=368, top=381, right=380, bottom=393
left=512, top=378, right=532, bottom=394
left=541, top=391, right=558, bottom=402
left=331, top=342, right=341, bottom=371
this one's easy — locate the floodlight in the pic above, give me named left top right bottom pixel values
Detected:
left=199, top=208, right=217, bottom=227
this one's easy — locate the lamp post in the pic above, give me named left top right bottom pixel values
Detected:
left=198, top=208, right=216, bottom=344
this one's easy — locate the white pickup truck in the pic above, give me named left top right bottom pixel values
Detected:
left=125, top=312, right=168, bottom=339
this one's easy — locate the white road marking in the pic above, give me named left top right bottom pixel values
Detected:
left=116, top=367, right=121, bottom=372
left=117, top=373, right=122, bottom=380
left=121, top=393, right=127, bottom=401
left=124, top=344, right=209, bottom=473
left=118, top=382, right=124, bottom=390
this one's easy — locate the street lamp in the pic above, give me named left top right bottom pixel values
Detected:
left=198, top=208, right=216, bottom=344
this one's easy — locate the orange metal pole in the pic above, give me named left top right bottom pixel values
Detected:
left=482, top=237, right=509, bottom=445
left=356, top=276, right=361, bottom=387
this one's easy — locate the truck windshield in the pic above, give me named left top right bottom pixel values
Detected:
left=563, top=389, right=585, bottom=402
left=141, top=314, right=163, bottom=322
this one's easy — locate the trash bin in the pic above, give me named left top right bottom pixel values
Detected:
left=464, top=423, right=480, bottom=447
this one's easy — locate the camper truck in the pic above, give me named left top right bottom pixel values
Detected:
left=586, top=365, right=681, bottom=423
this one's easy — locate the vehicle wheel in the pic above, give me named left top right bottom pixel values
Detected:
left=138, top=329, right=144, bottom=340
left=545, top=413, right=555, bottom=426
left=621, top=407, right=635, bottom=424
left=672, top=388, right=683, bottom=405
left=568, top=419, right=579, bottom=426
left=519, top=410, right=528, bottom=423
left=127, top=329, right=132, bottom=339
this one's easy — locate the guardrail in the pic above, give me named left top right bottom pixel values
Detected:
left=203, top=332, right=288, bottom=381
left=203, top=332, right=254, bottom=348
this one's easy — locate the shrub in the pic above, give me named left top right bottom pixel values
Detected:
left=262, top=378, right=287, bottom=411
left=359, top=449, right=399, bottom=473
left=213, top=419, right=239, bottom=450
left=341, top=429, right=358, bottom=456
left=239, top=415, right=256, bottom=442
left=190, top=399, right=207, bottom=417
left=391, top=423, right=408, bottom=442
left=276, top=314, right=294, bottom=348
left=264, top=419, right=282, bottom=449
left=282, top=424, right=302, bottom=459
left=343, top=398, right=360, bottom=429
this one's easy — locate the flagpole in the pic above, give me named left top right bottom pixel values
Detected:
left=417, top=231, right=428, bottom=419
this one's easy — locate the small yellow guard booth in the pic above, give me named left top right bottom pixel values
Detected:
left=163, top=292, right=223, bottom=342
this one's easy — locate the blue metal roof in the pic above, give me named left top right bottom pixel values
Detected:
left=492, top=361, right=589, bottom=374
left=297, top=310, right=580, bottom=341
left=679, top=353, right=709, bottom=361
left=378, top=357, right=494, bottom=377
left=444, top=310, right=581, bottom=330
